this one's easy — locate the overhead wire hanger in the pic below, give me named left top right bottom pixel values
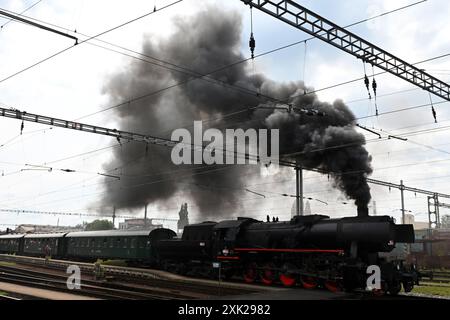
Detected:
left=249, top=5, right=260, bottom=97
left=428, top=92, right=438, bottom=123
left=371, top=64, right=379, bottom=116
left=363, top=61, right=372, bottom=100
left=249, top=5, right=255, bottom=60
left=303, top=40, right=308, bottom=94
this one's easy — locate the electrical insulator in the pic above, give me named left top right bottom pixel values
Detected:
left=432, top=106, right=437, bottom=123
left=372, top=78, right=377, bottom=97
left=364, top=75, right=371, bottom=99
left=249, top=33, right=255, bottom=59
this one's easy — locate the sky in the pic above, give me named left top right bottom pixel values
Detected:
left=1, top=0, right=450, bottom=230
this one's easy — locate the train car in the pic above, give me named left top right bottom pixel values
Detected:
left=23, top=233, right=66, bottom=257
left=0, top=234, right=24, bottom=254
left=65, top=229, right=176, bottom=263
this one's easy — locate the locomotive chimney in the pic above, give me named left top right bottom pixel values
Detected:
left=357, top=205, right=369, bottom=217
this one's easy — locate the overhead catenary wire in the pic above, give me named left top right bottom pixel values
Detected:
left=0, top=1, right=446, bottom=216
left=0, top=0, right=429, bottom=124
left=0, top=0, right=184, bottom=85
left=0, top=0, right=43, bottom=30
left=0, top=7, right=78, bottom=43
left=4, top=97, right=450, bottom=208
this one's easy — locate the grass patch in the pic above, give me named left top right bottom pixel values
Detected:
left=413, top=285, right=450, bottom=297
left=0, top=261, right=16, bottom=267
left=0, top=291, right=8, bottom=296
left=96, top=259, right=128, bottom=267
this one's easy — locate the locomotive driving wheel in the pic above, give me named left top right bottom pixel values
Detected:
left=324, top=280, right=341, bottom=292
left=279, top=263, right=297, bottom=287
left=301, top=275, right=318, bottom=289
left=243, top=262, right=258, bottom=283
left=260, top=263, right=276, bottom=285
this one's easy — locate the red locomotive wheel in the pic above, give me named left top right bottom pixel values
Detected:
left=260, top=263, right=276, bottom=285
left=243, top=263, right=257, bottom=283
left=324, top=280, right=340, bottom=293
left=301, top=276, right=318, bottom=289
left=280, top=273, right=296, bottom=287
left=279, top=263, right=296, bottom=287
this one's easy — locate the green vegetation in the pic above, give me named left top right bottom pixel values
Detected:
left=96, top=259, right=128, bottom=267
left=0, top=291, right=8, bottom=296
left=84, top=220, right=114, bottom=231
left=413, top=284, right=450, bottom=297
left=0, top=261, right=16, bottom=267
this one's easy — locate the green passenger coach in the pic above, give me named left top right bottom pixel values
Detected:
left=0, top=234, right=24, bottom=253
left=65, top=229, right=176, bottom=262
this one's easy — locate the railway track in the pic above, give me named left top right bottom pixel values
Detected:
left=0, top=265, right=195, bottom=300
left=0, top=293, right=22, bottom=300
left=419, top=270, right=450, bottom=283
left=0, top=254, right=262, bottom=296
left=0, top=264, right=257, bottom=299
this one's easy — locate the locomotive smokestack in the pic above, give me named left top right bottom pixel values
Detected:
left=357, top=205, right=369, bottom=217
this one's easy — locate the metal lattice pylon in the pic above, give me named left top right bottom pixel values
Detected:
left=427, top=194, right=440, bottom=229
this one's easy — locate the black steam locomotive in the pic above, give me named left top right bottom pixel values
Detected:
left=156, top=211, right=418, bottom=294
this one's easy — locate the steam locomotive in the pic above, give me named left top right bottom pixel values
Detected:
left=0, top=209, right=418, bottom=295
left=156, top=209, right=418, bottom=294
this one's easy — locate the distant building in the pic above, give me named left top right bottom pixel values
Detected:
left=177, top=203, right=189, bottom=232
left=404, top=214, right=429, bottom=230
left=118, top=218, right=162, bottom=231
left=14, top=224, right=83, bottom=234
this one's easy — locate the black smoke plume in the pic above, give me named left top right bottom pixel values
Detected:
left=99, top=5, right=372, bottom=217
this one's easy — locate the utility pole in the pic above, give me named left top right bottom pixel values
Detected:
left=428, top=194, right=442, bottom=229
left=144, top=204, right=148, bottom=228
left=435, top=194, right=441, bottom=229
left=400, top=180, right=406, bottom=224
left=112, top=206, right=116, bottom=228
left=295, top=165, right=304, bottom=216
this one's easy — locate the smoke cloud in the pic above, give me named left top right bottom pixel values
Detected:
left=99, top=5, right=372, bottom=217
